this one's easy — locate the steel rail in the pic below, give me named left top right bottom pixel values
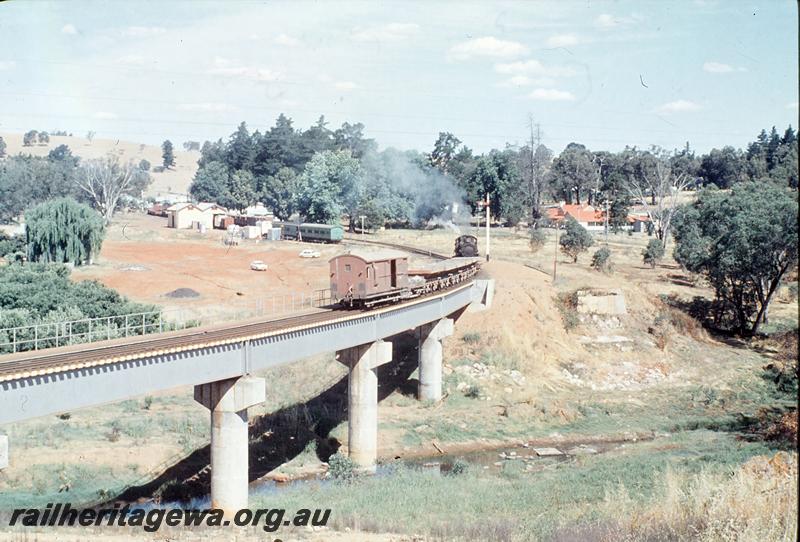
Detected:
left=0, top=282, right=475, bottom=383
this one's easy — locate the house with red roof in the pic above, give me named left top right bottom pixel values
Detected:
left=545, top=203, right=607, bottom=231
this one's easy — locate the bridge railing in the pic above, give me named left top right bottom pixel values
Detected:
left=0, top=288, right=332, bottom=355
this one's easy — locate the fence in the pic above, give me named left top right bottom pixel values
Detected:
left=0, top=288, right=332, bottom=355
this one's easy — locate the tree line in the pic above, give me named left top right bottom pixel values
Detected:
left=0, top=144, right=151, bottom=224
left=187, top=114, right=798, bottom=236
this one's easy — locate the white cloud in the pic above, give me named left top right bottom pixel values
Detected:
left=209, top=63, right=283, bottom=82
left=93, top=112, right=118, bottom=120
left=116, top=54, right=146, bottom=65
left=494, top=59, right=576, bottom=78
left=61, top=24, right=77, bottom=35
left=0, top=61, right=16, bottom=70
left=703, top=61, right=746, bottom=73
left=178, top=103, right=238, bottom=113
left=787, top=102, right=799, bottom=111
left=334, top=81, right=358, bottom=91
left=528, top=88, right=575, bottom=101
left=655, top=100, right=702, bottom=114
left=449, top=36, right=528, bottom=60
left=502, top=75, right=534, bottom=87
left=594, top=13, right=642, bottom=29
left=274, top=33, right=300, bottom=46
left=352, top=23, right=420, bottom=42
left=122, top=26, right=166, bottom=37
left=498, top=75, right=557, bottom=87
left=546, top=33, right=579, bottom=48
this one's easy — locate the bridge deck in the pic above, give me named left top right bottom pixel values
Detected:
left=0, top=281, right=485, bottom=424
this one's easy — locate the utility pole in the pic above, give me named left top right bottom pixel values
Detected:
left=477, top=194, right=491, bottom=262
left=553, top=220, right=559, bottom=281
left=604, top=199, right=610, bottom=245
left=359, top=215, right=366, bottom=240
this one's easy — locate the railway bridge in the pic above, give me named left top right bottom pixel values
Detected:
left=0, top=278, right=494, bottom=513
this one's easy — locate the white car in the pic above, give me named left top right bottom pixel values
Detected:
left=299, top=249, right=321, bottom=258
left=250, top=260, right=268, bottom=271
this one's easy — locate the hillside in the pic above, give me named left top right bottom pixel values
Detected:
left=0, top=132, right=198, bottom=200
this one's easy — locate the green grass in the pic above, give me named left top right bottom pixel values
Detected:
left=252, top=431, right=773, bottom=541
left=0, top=464, right=126, bottom=509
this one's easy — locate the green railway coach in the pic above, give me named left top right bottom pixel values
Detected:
left=277, top=222, right=344, bottom=243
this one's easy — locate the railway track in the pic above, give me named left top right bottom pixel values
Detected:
left=0, top=239, right=473, bottom=382
left=343, top=235, right=449, bottom=260
left=0, top=308, right=340, bottom=382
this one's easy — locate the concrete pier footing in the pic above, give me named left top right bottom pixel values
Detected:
left=337, top=340, right=392, bottom=472
left=417, top=318, right=454, bottom=402
left=0, top=435, right=7, bottom=470
left=194, top=376, right=265, bottom=513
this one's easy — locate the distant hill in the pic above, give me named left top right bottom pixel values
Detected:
left=0, top=132, right=198, bottom=200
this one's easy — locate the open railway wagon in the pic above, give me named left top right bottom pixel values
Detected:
left=330, top=250, right=480, bottom=308
left=454, top=234, right=479, bottom=257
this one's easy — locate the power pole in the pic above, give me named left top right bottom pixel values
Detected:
left=553, top=220, right=559, bottom=281
left=477, top=195, right=491, bottom=262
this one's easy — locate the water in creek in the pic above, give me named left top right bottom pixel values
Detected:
left=250, top=438, right=633, bottom=497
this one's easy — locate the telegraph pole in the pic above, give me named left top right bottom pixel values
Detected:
left=553, top=219, right=559, bottom=281
left=477, top=195, right=491, bottom=262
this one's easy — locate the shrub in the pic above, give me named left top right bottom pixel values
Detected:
left=591, top=247, right=612, bottom=273
left=556, top=291, right=580, bottom=331
left=450, top=458, right=469, bottom=476
left=763, top=329, right=798, bottom=394
left=138, top=159, right=151, bottom=172
left=529, top=227, right=547, bottom=253
left=559, top=217, right=593, bottom=262
left=328, top=453, right=358, bottom=483
left=462, top=332, right=481, bottom=344
left=787, top=282, right=798, bottom=302
left=642, top=239, right=665, bottom=268
left=464, top=385, right=481, bottom=399
left=648, top=313, right=672, bottom=351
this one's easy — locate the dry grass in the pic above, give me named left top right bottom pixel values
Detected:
left=592, top=452, right=798, bottom=542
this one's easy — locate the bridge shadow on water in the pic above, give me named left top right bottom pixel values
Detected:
left=110, top=332, right=420, bottom=505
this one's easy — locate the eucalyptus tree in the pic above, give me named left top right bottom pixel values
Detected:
left=623, top=146, right=693, bottom=249
left=75, top=154, right=151, bottom=223
left=672, top=183, right=798, bottom=335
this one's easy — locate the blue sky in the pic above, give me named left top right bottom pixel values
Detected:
left=0, top=0, right=797, bottom=154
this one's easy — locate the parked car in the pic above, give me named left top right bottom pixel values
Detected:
left=250, top=260, right=268, bottom=271
left=299, top=249, right=321, bottom=258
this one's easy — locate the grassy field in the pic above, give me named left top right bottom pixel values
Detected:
left=253, top=434, right=795, bottom=542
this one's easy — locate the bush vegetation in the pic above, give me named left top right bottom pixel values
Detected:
left=528, top=227, right=547, bottom=253
left=555, top=290, right=580, bottom=331
left=0, top=264, right=157, bottom=353
left=559, top=217, right=593, bottom=262
left=642, top=239, right=665, bottom=268
left=672, top=182, right=798, bottom=335
left=590, top=246, right=612, bottom=272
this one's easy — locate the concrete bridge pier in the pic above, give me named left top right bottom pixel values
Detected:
left=194, top=376, right=265, bottom=513
left=337, top=340, right=392, bottom=472
left=417, top=318, right=454, bottom=402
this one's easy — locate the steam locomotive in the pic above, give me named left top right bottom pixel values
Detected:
left=454, top=235, right=479, bottom=257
